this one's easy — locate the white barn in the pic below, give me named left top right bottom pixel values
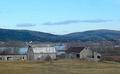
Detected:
left=27, top=44, right=56, bottom=61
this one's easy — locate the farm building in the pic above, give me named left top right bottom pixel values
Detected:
left=65, top=47, right=101, bottom=61
left=27, top=44, right=56, bottom=61
left=92, top=46, right=120, bottom=61
left=0, top=55, right=27, bottom=61
left=55, top=44, right=66, bottom=59
left=0, top=47, right=27, bottom=61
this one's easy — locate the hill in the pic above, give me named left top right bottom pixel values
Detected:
left=64, top=29, right=120, bottom=42
left=0, top=28, right=59, bottom=42
left=0, top=29, right=120, bottom=42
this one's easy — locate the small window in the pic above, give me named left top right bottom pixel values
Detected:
left=97, top=56, right=101, bottom=59
left=0, top=57, right=2, bottom=60
left=92, top=56, right=94, bottom=58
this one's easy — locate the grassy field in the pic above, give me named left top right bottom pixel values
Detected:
left=0, top=60, right=120, bottom=74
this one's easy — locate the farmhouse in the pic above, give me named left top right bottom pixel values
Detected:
left=27, top=44, right=56, bottom=61
left=66, top=47, right=101, bottom=61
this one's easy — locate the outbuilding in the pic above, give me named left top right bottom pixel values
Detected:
left=66, top=47, right=101, bottom=61
left=27, top=44, right=56, bottom=61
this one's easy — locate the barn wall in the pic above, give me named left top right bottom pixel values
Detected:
left=27, top=45, right=57, bottom=61
left=0, top=55, right=27, bottom=61
left=80, top=48, right=93, bottom=59
left=33, top=53, right=56, bottom=60
left=93, top=52, right=101, bottom=61
left=80, top=48, right=101, bottom=61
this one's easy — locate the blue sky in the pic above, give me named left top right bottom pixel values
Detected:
left=0, top=0, right=120, bottom=34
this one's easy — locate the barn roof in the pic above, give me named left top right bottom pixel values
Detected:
left=0, top=47, right=27, bottom=55
left=30, top=44, right=54, bottom=48
left=66, top=47, right=85, bottom=53
left=93, top=47, right=120, bottom=56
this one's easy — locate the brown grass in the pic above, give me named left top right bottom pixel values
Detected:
left=0, top=59, right=120, bottom=74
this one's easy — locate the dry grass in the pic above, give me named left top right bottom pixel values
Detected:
left=0, top=60, right=120, bottom=74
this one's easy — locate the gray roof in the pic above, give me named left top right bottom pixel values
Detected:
left=0, top=47, right=27, bottom=55
left=66, top=47, right=85, bottom=53
left=30, top=44, right=55, bottom=48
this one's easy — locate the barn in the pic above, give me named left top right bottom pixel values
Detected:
left=0, top=47, right=27, bottom=61
left=66, top=47, right=101, bottom=61
left=27, top=44, right=56, bottom=61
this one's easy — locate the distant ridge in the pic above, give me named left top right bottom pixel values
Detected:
left=0, top=28, right=59, bottom=42
left=0, top=28, right=120, bottom=42
left=64, top=29, right=120, bottom=42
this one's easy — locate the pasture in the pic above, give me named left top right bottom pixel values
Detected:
left=0, top=60, right=120, bottom=74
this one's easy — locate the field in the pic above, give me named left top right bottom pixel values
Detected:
left=0, top=60, right=120, bottom=74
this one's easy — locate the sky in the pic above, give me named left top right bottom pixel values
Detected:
left=0, top=0, right=120, bottom=35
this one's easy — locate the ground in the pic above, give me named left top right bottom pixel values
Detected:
left=0, top=60, right=120, bottom=74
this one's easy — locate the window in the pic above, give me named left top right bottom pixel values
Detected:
left=0, top=57, right=2, bottom=60
left=92, top=56, right=94, bottom=58
left=76, top=54, right=80, bottom=58
left=97, top=56, right=101, bottom=59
